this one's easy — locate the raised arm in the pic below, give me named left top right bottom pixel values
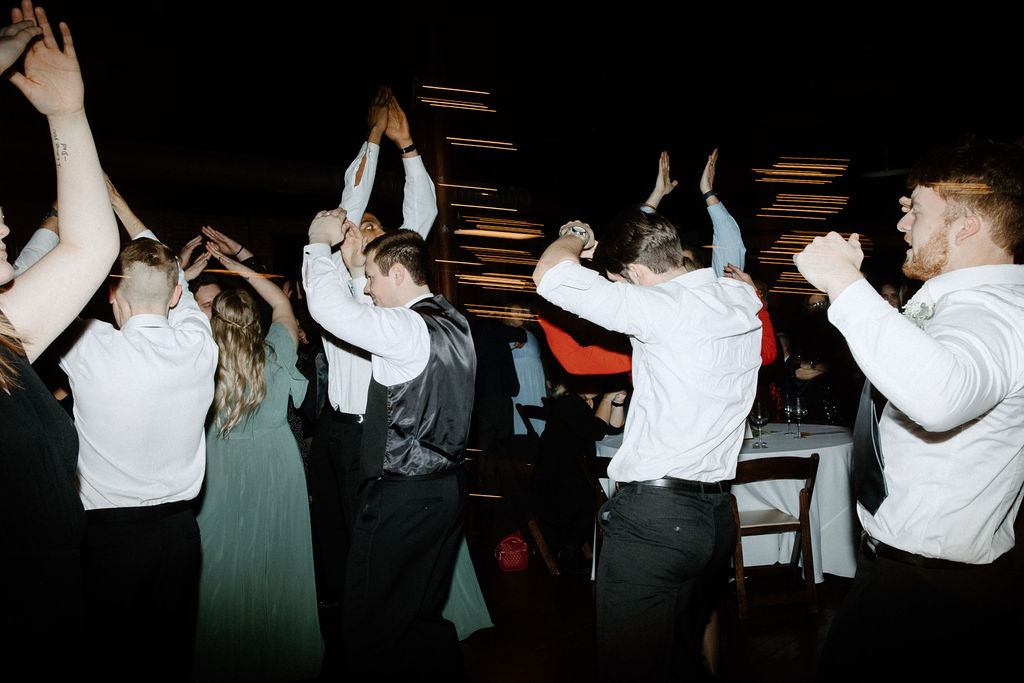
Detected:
left=643, top=151, right=678, bottom=211
left=337, top=88, right=388, bottom=228
left=0, top=3, right=119, bottom=362
left=206, top=240, right=299, bottom=349
left=11, top=200, right=58, bottom=276
left=385, top=89, right=437, bottom=237
left=104, top=173, right=151, bottom=240
left=701, top=149, right=746, bottom=276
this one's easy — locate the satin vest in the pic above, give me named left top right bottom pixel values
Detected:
left=361, top=295, right=477, bottom=479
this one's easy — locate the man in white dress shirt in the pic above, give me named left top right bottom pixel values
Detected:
left=306, top=87, right=437, bottom=618
left=46, top=184, right=217, bottom=680
left=795, top=138, right=1024, bottom=679
left=304, top=212, right=474, bottom=679
left=533, top=207, right=762, bottom=681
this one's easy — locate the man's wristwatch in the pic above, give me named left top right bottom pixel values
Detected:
left=560, top=224, right=592, bottom=248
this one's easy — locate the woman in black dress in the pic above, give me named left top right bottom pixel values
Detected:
left=1, top=3, right=120, bottom=672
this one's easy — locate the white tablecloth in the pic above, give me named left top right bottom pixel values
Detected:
left=594, top=423, right=859, bottom=583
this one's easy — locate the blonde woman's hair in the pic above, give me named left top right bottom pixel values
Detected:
left=210, top=288, right=269, bottom=437
left=0, top=313, right=25, bottom=392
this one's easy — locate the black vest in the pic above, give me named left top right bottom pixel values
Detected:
left=361, top=295, right=476, bottom=479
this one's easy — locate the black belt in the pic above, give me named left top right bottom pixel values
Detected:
left=860, top=532, right=977, bottom=571
left=86, top=499, right=193, bottom=524
left=619, top=478, right=730, bottom=494
left=328, top=408, right=364, bottom=424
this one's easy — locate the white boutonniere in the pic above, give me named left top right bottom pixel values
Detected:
left=901, top=285, right=934, bottom=329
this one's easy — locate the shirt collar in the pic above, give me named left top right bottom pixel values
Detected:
left=404, top=292, right=434, bottom=309
left=923, top=264, right=1024, bottom=303
left=121, top=313, right=171, bottom=330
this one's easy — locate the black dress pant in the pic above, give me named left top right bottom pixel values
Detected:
left=817, top=541, right=1023, bottom=681
left=342, top=468, right=468, bottom=681
left=82, top=502, right=200, bottom=682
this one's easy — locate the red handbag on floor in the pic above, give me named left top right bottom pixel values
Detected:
left=495, top=531, right=529, bottom=571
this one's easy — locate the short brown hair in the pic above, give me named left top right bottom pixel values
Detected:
left=365, top=230, right=431, bottom=286
left=595, top=205, right=687, bottom=278
left=908, top=138, right=1024, bottom=258
left=112, top=238, right=178, bottom=307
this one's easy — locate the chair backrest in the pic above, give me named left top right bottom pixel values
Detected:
left=515, top=402, right=548, bottom=439
left=731, top=453, right=819, bottom=501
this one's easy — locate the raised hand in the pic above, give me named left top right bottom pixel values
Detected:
left=793, top=231, right=865, bottom=298
left=0, top=2, right=42, bottom=73
left=340, top=220, right=368, bottom=271
left=308, top=208, right=346, bottom=246
left=723, top=263, right=755, bottom=288
left=7, top=3, right=83, bottom=118
left=700, top=148, right=719, bottom=197
left=183, top=249, right=211, bottom=281
left=384, top=88, right=413, bottom=150
left=653, top=151, right=677, bottom=199
left=201, top=225, right=245, bottom=257
left=178, top=235, right=203, bottom=268
left=367, top=85, right=389, bottom=142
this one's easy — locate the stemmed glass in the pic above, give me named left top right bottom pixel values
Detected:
left=782, top=395, right=795, bottom=435
left=749, top=401, right=770, bottom=449
left=792, top=396, right=808, bottom=438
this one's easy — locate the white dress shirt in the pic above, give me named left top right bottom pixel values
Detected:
left=58, top=230, right=217, bottom=510
left=537, top=260, right=762, bottom=483
left=319, top=142, right=437, bottom=414
left=303, top=242, right=431, bottom=387
left=828, top=267, right=1024, bottom=563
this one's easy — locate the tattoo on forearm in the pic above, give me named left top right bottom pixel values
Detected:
left=52, top=129, right=69, bottom=167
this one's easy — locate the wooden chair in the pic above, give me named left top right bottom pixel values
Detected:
left=729, top=453, right=819, bottom=619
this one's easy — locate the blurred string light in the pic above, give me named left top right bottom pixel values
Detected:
left=462, top=245, right=538, bottom=266
left=753, top=156, right=860, bottom=294
left=419, top=85, right=495, bottom=112
left=454, top=215, right=544, bottom=240
left=758, top=230, right=873, bottom=266
left=455, top=272, right=536, bottom=292
left=464, top=303, right=537, bottom=322
left=447, top=136, right=517, bottom=151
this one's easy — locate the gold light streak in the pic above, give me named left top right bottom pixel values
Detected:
left=435, top=259, right=482, bottom=266
left=449, top=142, right=517, bottom=151
left=463, top=215, right=544, bottom=227
left=420, top=96, right=489, bottom=108
left=455, top=272, right=536, bottom=292
left=422, top=85, right=491, bottom=95
left=446, top=136, right=514, bottom=147
left=932, top=182, right=992, bottom=195
left=757, top=213, right=827, bottom=220
left=755, top=178, right=831, bottom=185
left=437, top=182, right=499, bottom=192
left=419, top=99, right=496, bottom=113
left=465, top=303, right=537, bottom=322
left=453, top=229, right=538, bottom=240
left=451, top=203, right=518, bottom=212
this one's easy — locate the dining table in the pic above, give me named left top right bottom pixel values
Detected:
left=593, top=422, right=860, bottom=583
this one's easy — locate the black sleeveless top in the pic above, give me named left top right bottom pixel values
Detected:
left=0, top=340, right=84, bottom=555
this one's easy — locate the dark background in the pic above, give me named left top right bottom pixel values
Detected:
left=2, top=2, right=1021, bottom=308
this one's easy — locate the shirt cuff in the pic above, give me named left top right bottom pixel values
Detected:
left=828, top=278, right=889, bottom=331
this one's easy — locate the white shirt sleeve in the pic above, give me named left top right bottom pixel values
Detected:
left=828, top=278, right=1018, bottom=432
left=12, top=228, right=59, bottom=277
left=302, top=243, right=428, bottom=384
left=339, top=142, right=380, bottom=227
left=397, top=155, right=437, bottom=238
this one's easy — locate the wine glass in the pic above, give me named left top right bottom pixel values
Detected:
left=749, top=402, right=770, bottom=449
left=782, top=395, right=795, bottom=435
left=793, top=396, right=808, bottom=438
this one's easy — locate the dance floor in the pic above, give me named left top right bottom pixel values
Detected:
left=457, top=538, right=852, bottom=682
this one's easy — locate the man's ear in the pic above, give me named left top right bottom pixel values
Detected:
left=390, top=263, right=405, bottom=286
left=627, top=263, right=651, bottom=285
left=108, top=282, right=117, bottom=305
left=953, top=215, right=982, bottom=245
left=168, top=283, right=183, bottom=310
